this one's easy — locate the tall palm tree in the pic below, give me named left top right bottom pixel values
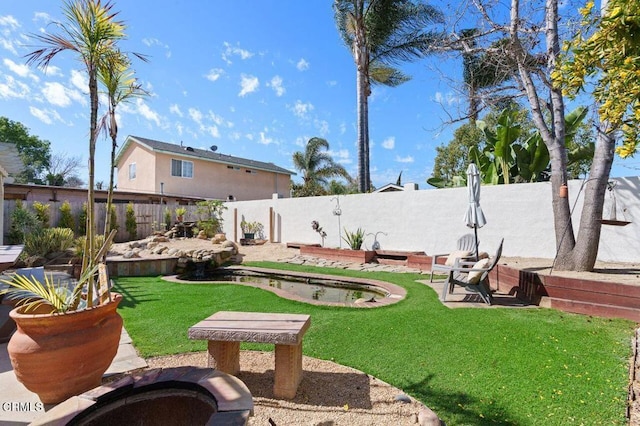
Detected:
left=292, top=137, right=350, bottom=196
left=98, top=49, right=147, bottom=238
left=25, top=0, right=125, bottom=305
left=334, top=0, right=443, bottom=192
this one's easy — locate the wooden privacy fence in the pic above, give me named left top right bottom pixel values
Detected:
left=2, top=200, right=202, bottom=243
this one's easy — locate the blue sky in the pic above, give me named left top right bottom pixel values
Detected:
left=0, top=1, right=637, bottom=190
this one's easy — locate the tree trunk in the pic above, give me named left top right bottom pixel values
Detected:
left=356, top=66, right=369, bottom=193
left=85, top=66, right=98, bottom=305
left=104, top=109, right=117, bottom=239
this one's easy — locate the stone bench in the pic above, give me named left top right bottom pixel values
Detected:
left=188, top=311, right=311, bottom=399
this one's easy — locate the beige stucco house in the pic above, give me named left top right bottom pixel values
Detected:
left=115, top=136, right=295, bottom=201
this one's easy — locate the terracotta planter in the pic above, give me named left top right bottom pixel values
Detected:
left=8, top=293, right=123, bottom=404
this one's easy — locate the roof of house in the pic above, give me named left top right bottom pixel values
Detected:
left=373, top=183, right=405, bottom=193
left=117, top=135, right=296, bottom=176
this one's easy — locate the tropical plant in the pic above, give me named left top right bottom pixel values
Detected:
left=334, top=0, right=444, bottom=192
left=342, top=227, right=365, bottom=250
left=125, top=202, right=137, bottom=240
left=292, top=137, right=350, bottom=197
left=164, top=207, right=172, bottom=230
left=240, top=220, right=262, bottom=237
left=23, top=228, right=75, bottom=258
left=98, top=49, right=147, bottom=238
left=174, top=206, right=187, bottom=221
left=25, top=0, right=127, bottom=304
left=0, top=264, right=99, bottom=314
left=57, top=200, right=75, bottom=231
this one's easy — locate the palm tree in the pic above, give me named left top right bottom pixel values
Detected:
left=25, top=0, right=125, bottom=305
left=98, top=49, right=147, bottom=238
left=292, top=137, right=350, bottom=196
left=334, top=0, right=443, bottom=192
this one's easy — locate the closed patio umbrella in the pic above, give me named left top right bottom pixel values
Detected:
left=464, top=163, right=486, bottom=260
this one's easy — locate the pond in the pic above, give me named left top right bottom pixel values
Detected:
left=178, top=268, right=390, bottom=305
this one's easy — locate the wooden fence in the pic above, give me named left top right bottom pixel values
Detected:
left=2, top=200, right=202, bottom=243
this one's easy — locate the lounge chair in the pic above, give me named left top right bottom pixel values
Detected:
left=441, top=238, right=504, bottom=305
left=429, top=234, right=478, bottom=282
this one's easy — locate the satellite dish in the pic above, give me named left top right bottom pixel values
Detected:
left=210, top=145, right=218, bottom=152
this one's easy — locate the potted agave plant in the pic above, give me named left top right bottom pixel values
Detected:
left=0, top=236, right=123, bottom=404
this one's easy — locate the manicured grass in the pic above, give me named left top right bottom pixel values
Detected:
left=113, top=261, right=635, bottom=425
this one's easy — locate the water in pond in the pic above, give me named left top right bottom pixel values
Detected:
left=182, top=270, right=387, bottom=304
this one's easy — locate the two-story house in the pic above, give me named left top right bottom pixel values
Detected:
left=115, top=136, right=295, bottom=201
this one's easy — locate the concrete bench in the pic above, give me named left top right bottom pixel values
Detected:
left=188, top=311, right=311, bottom=399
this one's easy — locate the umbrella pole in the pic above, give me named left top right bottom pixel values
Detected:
left=474, top=226, right=479, bottom=261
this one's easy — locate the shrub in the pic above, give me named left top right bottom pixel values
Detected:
left=58, top=201, right=75, bottom=231
left=73, top=234, right=107, bottom=259
left=23, top=227, right=75, bottom=258
left=32, top=201, right=50, bottom=228
left=164, top=208, right=172, bottom=230
left=77, top=203, right=87, bottom=236
left=125, top=202, right=137, bottom=240
left=195, top=200, right=227, bottom=237
left=7, top=200, right=39, bottom=244
left=342, top=227, right=365, bottom=250
left=108, top=205, right=118, bottom=233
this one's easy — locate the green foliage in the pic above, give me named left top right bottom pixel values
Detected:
left=57, top=200, right=75, bottom=231
left=240, top=219, right=263, bottom=238
left=108, top=205, right=118, bottom=232
left=23, top=227, right=75, bottom=258
left=164, top=208, right=172, bottom=230
left=73, top=234, right=106, bottom=259
left=125, top=202, right=137, bottom=240
left=114, top=264, right=634, bottom=424
left=292, top=137, right=350, bottom=197
left=554, top=0, right=640, bottom=157
left=174, top=206, right=187, bottom=221
left=342, top=227, right=365, bottom=250
left=430, top=123, right=484, bottom=187
left=32, top=201, right=50, bottom=228
left=0, top=116, right=52, bottom=184
left=77, top=203, right=87, bottom=236
left=7, top=200, right=39, bottom=244
left=195, top=200, right=227, bottom=237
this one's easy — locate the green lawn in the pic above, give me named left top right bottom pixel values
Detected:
left=113, top=261, right=635, bottom=425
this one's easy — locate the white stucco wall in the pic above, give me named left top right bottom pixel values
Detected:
left=220, top=177, right=640, bottom=263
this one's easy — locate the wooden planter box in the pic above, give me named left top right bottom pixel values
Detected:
left=300, top=246, right=376, bottom=263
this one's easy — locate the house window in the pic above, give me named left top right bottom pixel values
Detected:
left=171, top=159, right=194, bottom=178
left=128, top=163, right=136, bottom=180
left=245, top=169, right=257, bottom=174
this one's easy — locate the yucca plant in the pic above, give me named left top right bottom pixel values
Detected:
left=23, top=228, right=75, bottom=258
left=0, top=264, right=99, bottom=314
left=342, top=227, right=365, bottom=250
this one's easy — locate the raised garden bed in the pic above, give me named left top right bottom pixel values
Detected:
left=299, top=246, right=376, bottom=263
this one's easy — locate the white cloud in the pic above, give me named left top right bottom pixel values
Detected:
left=0, top=15, right=20, bottom=31
left=33, top=12, right=52, bottom=23
left=70, top=69, right=87, bottom=92
left=189, top=107, right=203, bottom=124
left=29, top=106, right=63, bottom=125
left=42, top=82, right=74, bottom=107
left=291, top=100, right=314, bottom=119
left=329, top=149, right=350, bottom=162
left=395, top=155, right=414, bottom=163
left=258, top=131, right=275, bottom=145
left=43, top=65, right=62, bottom=77
left=268, top=75, right=285, bottom=96
left=327, top=80, right=337, bottom=87
left=296, top=58, right=309, bottom=71
left=0, top=39, right=18, bottom=55
left=0, top=75, right=30, bottom=99
left=170, top=104, right=183, bottom=117
left=205, top=68, right=224, bottom=82
left=175, top=122, right=183, bottom=136
left=135, top=98, right=161, bottom=127
left=222, top=41, right=254, bottom=65
left=294, top=136, right=307, bottom=147
left=433, top=91, right=460, bottom=106
left=203, top=125, right=220, bottom=138
left=208, top=111, right=231, bottom=127
left=382, top=136, right=395, bottom=150
left=339, top=122, right=347, bottom=134
left=314, top=119, right=329, bottom=137
left=142, top=37, right=171, bottom=58
left=3, top=58, right=33, bottom=79
left=238, top=74, right=259, bottom=97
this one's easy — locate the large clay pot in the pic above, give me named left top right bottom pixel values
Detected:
left=8, top=293, right=123, bottom=404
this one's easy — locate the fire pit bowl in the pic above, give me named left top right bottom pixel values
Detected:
left=31, top=367, right=253, bottom=426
